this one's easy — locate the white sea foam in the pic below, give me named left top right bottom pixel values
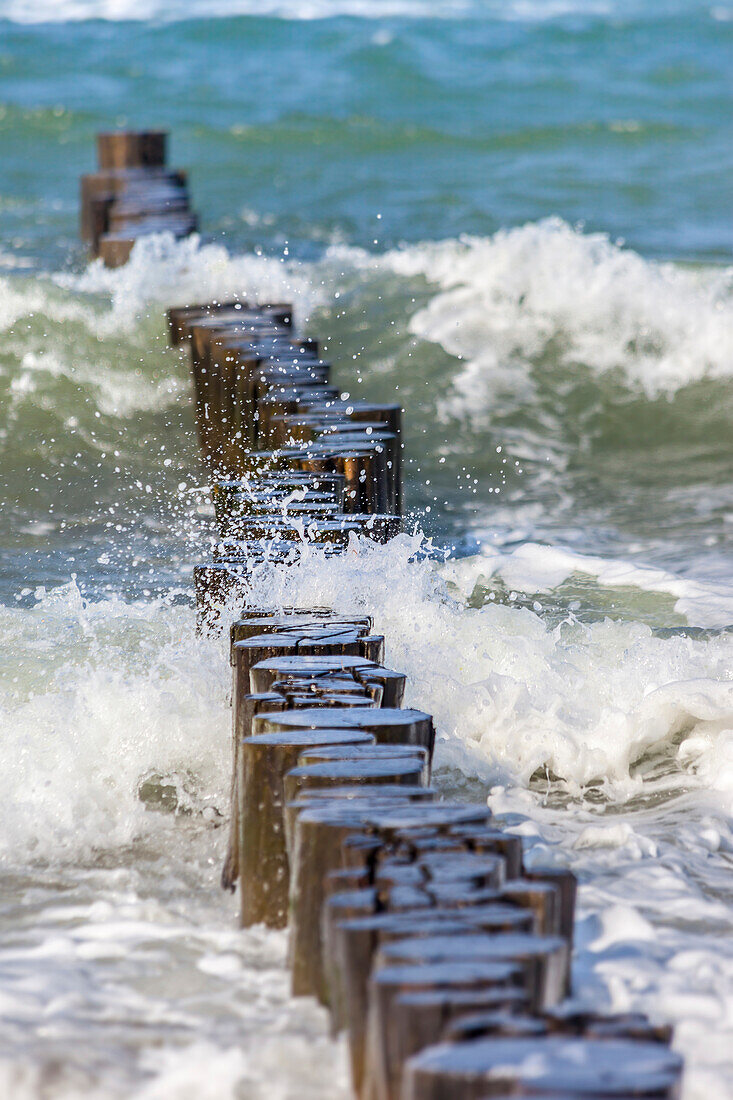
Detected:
left=215, top=536, right=733, bottom=803
left=72, top=222, right=727, bottom=411
left=3, top=542, right=731, bottom=854
left=446, top=541, right=733, bottom=628
left=0, top=837, right=349, bottom=1098
left=0, top=580, right=231, bottom=863
left=62, top=233, right=324, bottom=331
left=374, top=218, right=733, bottom=406
left=491, top=785, right=733, bottom=1100
left=58, top=219, right=733, bottom=408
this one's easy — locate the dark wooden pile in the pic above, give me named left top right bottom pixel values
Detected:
left=80, top=130, right=197, bottom=267
left=168, top=295, right=684, bottom=1100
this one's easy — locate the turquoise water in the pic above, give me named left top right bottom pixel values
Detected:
left=1, top=8, right=733, bottom=261
left=0, top=4, right=732, bottom=1098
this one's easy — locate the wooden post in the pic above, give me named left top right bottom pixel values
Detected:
left=283, top=784, right=435, bottom=863
left=236, top=728, right=375, bottom=927
left=401, top=1035, right=683, bottom=1100
left=297, top=744, right=429, bottom=785
left=364, top=961, right=526, bottom=1100
left=249, top=656, right=406, bottom=708
left=97, top=131, right=167, bottom=169
left=226, top=626, right=383, bottom=889
left=283, top=757, right=426, bottom=818
left=525, top=867, right=577, bottom=995
left=322, top=886, right=379, bottom=1034
left=84, top=132, right=197, bottom=265
left=254, top=708, right=435, bottom=764
left=289, top=803, right=385, bottom=1002
left=375, top=932, right=569, bottom=1013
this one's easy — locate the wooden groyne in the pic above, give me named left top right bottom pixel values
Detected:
left=80, top=130, right=197, bottom=267
left=93, top=132, right=683, bottom=1099
left=170, top=299, right=683, bottom=1098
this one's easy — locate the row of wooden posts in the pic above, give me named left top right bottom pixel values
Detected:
left=80, top=131, right=197, bottom=267
left=85, top=132, right=683, bottom=1099
left=167, top=296, right=683, bottom=1099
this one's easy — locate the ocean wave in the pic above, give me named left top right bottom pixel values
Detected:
left=446, top=542, right=733, bottom=629
left=224, top=537, right=733, bottom=802
left=0, top=271, right=188, bottom=439
left=372, top=218, right=733, bottom=406
left=1, top=239, right=320, bottom=436
left=0, top=0, right=470, bottom=22
left=60, top=233, right=324, bottom=331
left=0, top=581, right=231, bottom=863
left=59, top=221, right=733, bottom=403
left=2, top=541, right=732, bottom=862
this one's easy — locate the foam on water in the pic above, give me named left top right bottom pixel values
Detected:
left=251, top=540, right=733, bottom=798
left=59, top=219, right=733, bottom=405
left=491, top=785, right=733, bottom=1100
left=0, top=580, right=230, bottom=862
left=448, top=542, right=733, bottom=628
left=0, top=829, right=350, bottom=1099
left=67, top=222, right=733, bottom=406
left=243, top=541, right=733, bottom=1093
left=369, top=218, right=733, bottom=404
left=1, top=539, right=731, bottom=857
left=62, top=234, right=325, bottom=332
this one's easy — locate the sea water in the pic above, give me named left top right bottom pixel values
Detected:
left=0, top=2, right=732, bottom=1097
